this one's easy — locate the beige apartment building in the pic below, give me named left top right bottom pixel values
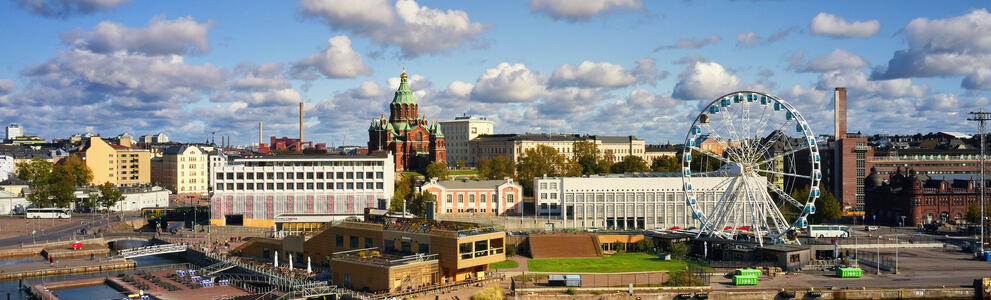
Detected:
left=78, top=136, right=150, bottom=186
left=439, top=115, right=495, bottom=167
left=471, top=134, right=645, bottom=163
left=151, top=145, right=208, bottom=195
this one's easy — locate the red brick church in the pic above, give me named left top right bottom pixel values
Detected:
left=368, top=71, right=446, bottom=171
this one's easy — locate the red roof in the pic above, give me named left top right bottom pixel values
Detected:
left=109, top=144, right=130, bottom=149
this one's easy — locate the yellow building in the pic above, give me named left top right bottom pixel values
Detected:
left=78, top=137, right=150, bottom=186
left=151, top=145, right=208, bottom=195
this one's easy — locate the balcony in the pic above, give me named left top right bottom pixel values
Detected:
left=854, top=145, right=870, bottom=151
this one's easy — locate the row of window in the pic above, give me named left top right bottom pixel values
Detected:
left=444, top=193, right=515, bottom=204
left=335, top=234, right=374, bottom=249
left=539, top=192, right=724, bottom=203
left=217, top=171, right=384, bottom=180
left=242, top=161, right=384, bottom=167
left=216, top=181, right=385, bottom=191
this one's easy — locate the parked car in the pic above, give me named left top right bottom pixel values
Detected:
left=865, top=225, right=879, bottom=231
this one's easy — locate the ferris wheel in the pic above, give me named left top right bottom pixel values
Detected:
left=681, top=91, right=821, bottom=246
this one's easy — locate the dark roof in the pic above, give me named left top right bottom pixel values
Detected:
left=162, top=145, right=195, bottom=155
left=429, top=179, right=514, bottom=189
left=0, top=177, right=29, bottom=186
left=586, top=135, right=640, bottom=143
left=473, top=133, right=641, bottom=143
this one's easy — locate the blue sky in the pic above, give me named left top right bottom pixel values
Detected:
left=0, top=0, right=988, bottom=146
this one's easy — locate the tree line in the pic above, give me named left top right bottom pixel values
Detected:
left=14, top=155, right=123, bottom=210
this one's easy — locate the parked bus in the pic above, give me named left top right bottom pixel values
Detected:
left=808, top=225, right=849, bottom=238
left=25, top=208, right=72, bottom=219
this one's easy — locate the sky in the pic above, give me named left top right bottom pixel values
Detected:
left=0, top=0, right=989, bottom=146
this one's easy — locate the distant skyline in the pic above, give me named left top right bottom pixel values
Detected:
left=0, top=0, right=989, bottom=146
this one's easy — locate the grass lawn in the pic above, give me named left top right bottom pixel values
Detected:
left=527, top=253, right=688, bottom=273
left=449, top=170, right=478, bottom=175
left=489, top=260, right=519, bottom=269
left=401, top=171, right=424, bottom=178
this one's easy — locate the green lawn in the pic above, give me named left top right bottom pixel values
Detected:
left=489, top=260, right=519, bottom=269
left=449, top=170, right=479, bottom=175
left=527, top=253, right=687, bottom=273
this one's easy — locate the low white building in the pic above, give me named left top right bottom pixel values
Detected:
left=533, top=173, right=736, bottom=230
left=0, top=155, right=13, bottom=182
left=76, top=186, right=170, bottom=212
left=0, top=190, right=30, bottom=215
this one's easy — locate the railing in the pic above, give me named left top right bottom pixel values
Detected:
left=118, top=243, right=188, bottom=258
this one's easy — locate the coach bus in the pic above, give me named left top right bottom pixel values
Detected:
left=25, top=208, right=72, bottom=219
left=808, top=225, right=850, bottom=238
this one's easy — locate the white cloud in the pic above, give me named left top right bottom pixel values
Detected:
left=917, top=93, right=961, bottom=111
left=549, top=61, right=637, bottom=88
left=736, top=32, right=760, bottom=47
left=290, top=36, right=372, bottom=80
left=60, top=16, right=214, bottom=56
left=655, top=35, right=721, bottom=51
left=810, top=12, right=880, bottom=38
left=300, top=0, right=488, bottom=57
left=537, top=87, right=605, bottom=116
left=672, top=61, right=740, bottom=100
left=872, top=9, right=991, bottom=90
left=0, top=79, right=16, bottom=95
left=528, top=0, right=643, bottom=22
left=791, top=49, right=869, bottom=72
left=628, top=89, right=676, bottom=109
left=14, top=0, right=129, bottom=18
left=470, top=63, right=546, bottom=103
left=817, top=69, right=927, bottom=99
left=231, top=63, right=291, bottom=91
left=632, top=58, right=667, bottom=86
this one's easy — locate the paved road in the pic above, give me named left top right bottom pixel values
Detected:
left=0, top=213, right=143, bottom=248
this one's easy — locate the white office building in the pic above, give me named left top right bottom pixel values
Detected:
left=5, top=124, right=23, bottom=141
left=210, top=153, right=395, bottom=227
left=533, top=173, right=736, bottom=230
left=439, top=115, right=494, bottom=167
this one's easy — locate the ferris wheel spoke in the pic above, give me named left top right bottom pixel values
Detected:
left=756, top=144, right=811, bottom=166
left=754, top=168, right=811, bottom=180
left=765, top=180, right=805, bottom=209
left=739, top=175, right=765, bottom=245
left=688, top=146, right=734, bottom=166
left=697, top=127, right=747, bottom=164
left=750, top=119, right=795, bottom=163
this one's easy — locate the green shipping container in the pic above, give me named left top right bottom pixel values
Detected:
left=733, top=275, right=758, bottom=286
left=836, top=267, right=862, bottom=278
left=735, top=269, right=762, bottom=276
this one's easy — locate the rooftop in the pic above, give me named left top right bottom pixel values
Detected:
left=354, top=216, right=499, bottom=237
left=426, top=178, right=514, bottom=189
left=332, top=248, right=437, bottom=267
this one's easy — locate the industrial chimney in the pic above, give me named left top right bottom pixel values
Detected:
left=299, top=102, right=304, bottom=150
left=834, top=87, right=846, bottom=140
left=259, top=122, right=263, bottom=148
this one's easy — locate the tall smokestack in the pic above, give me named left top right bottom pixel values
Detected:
left=834, top=87, right=847, bottom=140
left=299, top=102, right=304, bottom=150
left=221, top=136, right=225, bottom=149
left=259, top=122, right=263, bottom=147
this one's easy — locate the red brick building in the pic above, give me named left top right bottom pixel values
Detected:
left=865, top=167, right=980, bottom=226
left=824, top=87, right=874, bottom=212
left=270, top=136, right=312, bottom=152
left=367, top=71, right=446, bottom=171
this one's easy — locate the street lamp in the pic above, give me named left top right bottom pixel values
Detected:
left=876, top=235, right=881, bottom=275
left=187, top=195, right=196, bottom=231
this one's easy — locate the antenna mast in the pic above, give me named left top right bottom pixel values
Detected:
left=968, top=110, right=991, bottom=256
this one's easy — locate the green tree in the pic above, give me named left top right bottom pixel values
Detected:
left=791, top=184, right=841, bottom=223
left=573, top=141, right=601, bottom=175
left=57, top=154, right=93, bottom=186
left=478, top=156, right=515, bottom=180
left=390, top=175, right=415, bottom=212
left=15, top=157, right=55, bottom=184
left=96, top=182, right=125, bottom=211
left=17, top=158, right=76, bottom=208
left=424, top=161, right=449, bottom=180
left=650, top=156, right=680, bottom=172
left=515, top=145, right=581, bottom=195
left=84, top=193, right=100, bottom=212
left=455, top=160, right=466, bottom=169
left=610, top=155, right=650, bottom=173
left=966, top=202, right=988, bottom=224
left=669, top=242, right=689, bottom=258
left=662, top=270, right=706, bottom=287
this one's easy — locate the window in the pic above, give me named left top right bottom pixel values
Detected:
left=286, top=172, right=294, bottom=180
left=337, top=172, right=345, bottom=179
left=469, top=194, right=475, bottom=203
left=346, top=172, right=354, bottom=179
left=540, top=182, right=547, bottom=189
left=267, top=183, right=274, bottom=190
left=376, top=182, right=384, bottom=189
left=367, top=172, right=374, bottom=179
left=237, top=173, right=244, bottom=179
left=376, top=172, right=384, bottom=179
left=365, top=237, right=373, bottom=248
left=337, top=183, right=344, bottom=189
left=481, top=194, right=487, bottom=203
left=356, top=182, right=363, bottom=189
left=277, top=172, right=285, bottom=179
left=307, top=183, right=314, bottom=189
left=216, top=173, right=223, bottom=179
left=356, top=172, right=364, bottom=179
left=246, top=173, right=254, bottom=180
left=349, top=236, right=359, bottom=249
left=317, top=183, right=324, bottom=189
left=418, top=243, right=429, bottom=254
left=236, top=183, right=243, bottom=190
left=347, top=183, right=354, bottom=189
left=856, top=152, right=865, bottom=159
left=277, top=183, right=284, bottom=190
left=307, top=172, right=314, bottom=179
left=507, top=194, right=515, bottom=203
left=459, top=242, right=473, bottom=259
left=447, top=195, right=453, bottom=203
left=335, top=234, right=344, bottom=247
left=297, top=172, right=304, bottom=179
left=458, top=194, right=464, bottom=203
left=297, top=183, right=304, bottom=189
left=216, top=184, right=223, bottom=190
left=226, top=173, right=234, bottom=180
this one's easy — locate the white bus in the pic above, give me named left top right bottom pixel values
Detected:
left=25, top=208, right=72, bottom=219
left=808, top=225, right=849, bottom=238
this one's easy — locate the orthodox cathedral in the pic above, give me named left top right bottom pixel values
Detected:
left=367, top=71, right=446, bottom=171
